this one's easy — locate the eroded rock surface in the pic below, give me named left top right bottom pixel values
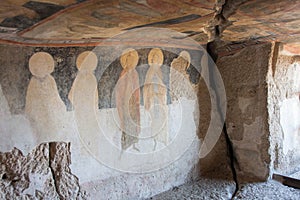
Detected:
left=0, top=142, right=86, bottom=199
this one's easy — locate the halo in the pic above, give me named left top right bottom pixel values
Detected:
left=180, top=50, right=191, bottom=63
left=29, top=52, right=54, bottom=78
left=120, top=48, right=139, bottom=69
left=148, top=48, right=164, bottom=66
left=76, top=51, right=98, bottom=71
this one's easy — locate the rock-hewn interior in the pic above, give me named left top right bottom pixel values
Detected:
left=0, top=0, right=300, bottom=199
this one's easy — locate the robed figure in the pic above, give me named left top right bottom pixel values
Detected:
left=115, top=48, right=141, bottom=150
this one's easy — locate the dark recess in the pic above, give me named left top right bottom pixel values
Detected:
left=23, top=1, right=65, bottom=20
left=0, top=15, right=38, bottom=29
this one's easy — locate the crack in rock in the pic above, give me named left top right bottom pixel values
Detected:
left=206, top=40, right=240, bottom=199
left=0, top=142, right=86, bottom=199
left=204, top=0, right=249, bottom=42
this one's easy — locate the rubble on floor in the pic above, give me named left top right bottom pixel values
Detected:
left=148, top=177, right=235, bottom=200
left=149, top=178, right=300, bottom=200
left=234, top=180, right=300, bottom=200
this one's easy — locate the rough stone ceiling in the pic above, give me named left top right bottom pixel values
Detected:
left=0, top=0, right=299, bottom=46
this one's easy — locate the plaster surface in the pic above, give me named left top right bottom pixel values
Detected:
left=268, top=51, right=300, bottom=175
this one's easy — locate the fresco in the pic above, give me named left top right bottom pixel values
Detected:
left=0, top=0, right=78, bottom=30
left=115, top=48, right=141, bottom=150
left=1, top=0, right=300, bottom=44
left=144, top=48, right=168, bottom=148
left=25, top=52, right=67, bottom=142
left=68, top=51, right=99, bottom=111
left=0, top=45, right=201, bottom=153
left=170, top=50, right=197, bottom=101
left=19, top=0, right=214, bottom=40
left=0, top=41, right=204, bottom=183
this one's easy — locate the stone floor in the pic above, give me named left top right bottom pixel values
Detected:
left=148, top=178, right=300, bottom=200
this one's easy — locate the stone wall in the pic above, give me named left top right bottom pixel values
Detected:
left=216, top=42, right=272, bottom=182
left=0, top=142, right=85, bottom=199
left=194, top=41, right=300, bottom=183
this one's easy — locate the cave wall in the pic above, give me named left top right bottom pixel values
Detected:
left=268, top=47, right=300, bottom=175
left=0, top=142, right=85, bottom=199
left=198, top=74, right=232, bottom=178
left=216, top=42, right=272, bottom=182
left=2, top=37, right=297, bottom=198
left=0, top=43, right=203, bottom=199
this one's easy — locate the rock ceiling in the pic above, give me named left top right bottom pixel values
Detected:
left=0, top=0, right=299, bottom=46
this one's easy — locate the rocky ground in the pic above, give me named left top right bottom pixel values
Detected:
left=148, top=178, right=300, bottom=200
